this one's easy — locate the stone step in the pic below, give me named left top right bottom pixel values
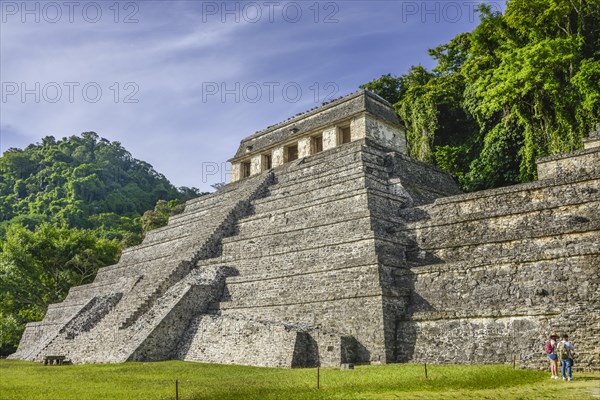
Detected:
left=172, top=171, right=271, bottom=221
left=227, top=250, right=380, bottom=283
left=199, top=238, right=379, bottom=280
left=221, top=264, right=382, bottom=309
left=118, top=236, right=206, bottom=265
left=63, top=277, right=133, bottom=303
left=181, top=173, right=265, bottom=213
left=237, top=192, right=370, bottom=237
left=148, top=202, right=244, bottom=244
left=119, top=222, right=236, bottom=265
left=407, top=201, right=599, bottom=251
left=182, top=189, right=238, bottom=212
left=117, top=267, right=229, bottom=363
left=169, top=198, right=237, bottom=225
left=143, top=211, right=234, bottom=246
left=410, top=230, right=599, bottom=265
left=396, top=254, right=599, bottom=341
left=275, top=139, right=366, bottom=171
left=404, top=176, right=600, bottom=225
left=264, top=144, right=389, bottom=195
left=216, top=293, right=385, bottom=336
left=267, top=162, right=367, bottom=197
left=271, top=146, right=369, bottom=187
left=43, top=302, right=88, bottom=324
left=537, top=146, right=600, bottom=180
left=221, top=216, right=374, bottom=257
left=384, top=151, right=463, bottom=198
left=267, top=164, right=368, bottom=199
left=252, top=173, right=367, bottom=215
left=120, top=267, right=188, bottom=324
left=95, top=256, right=172, bottom=282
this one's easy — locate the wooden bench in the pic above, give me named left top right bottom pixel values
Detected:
left=42, top=355, right=66, bottom=366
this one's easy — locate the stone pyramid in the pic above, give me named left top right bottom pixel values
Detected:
left=11, top=92, right=599, bottom=370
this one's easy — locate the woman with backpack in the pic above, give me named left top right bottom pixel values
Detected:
left=544, top=334, right=559, bottom=379
left=557, top=334, right=575, bottom=381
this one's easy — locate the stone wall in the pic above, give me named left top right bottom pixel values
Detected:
left=364, top=115, right=407, bottom=154
left=180, top=315, right=310, bottom=368
left=387, top=137, right=600, bottom=371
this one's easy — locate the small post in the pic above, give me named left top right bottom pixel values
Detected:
left=175, top=379, right=179, bottom=400
left=317, top=367, right=320, bottom=389
left=513, top=355, right=516, bottom=369
left=424, top=362, right=428, bottom=379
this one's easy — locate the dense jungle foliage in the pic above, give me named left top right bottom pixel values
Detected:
left=361, top=1, right=600, bottom=191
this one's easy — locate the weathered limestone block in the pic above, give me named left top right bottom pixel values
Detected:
left=180, top=315, right=312, bottom=368
left=230, top=163, right=241, bottom=182
left=350, top=115, right=367, bottom=140
left=298, top=136, right=311, bottom=158
left=272, top=146, right=284, bottom=167
left=250, top=154, right=262, bottom=175
left=411, top=201, right=600, bottom=250
left=217, top=239, right=379, bottom=280
left=364, top=114, right=407, bottom=154
left=224, top=264, right=383, bottom=308
left=537, top=146, right=599, bottom=180
left=236, top=193, right=370, bottom=238
left=323, top=127, right=337, bottom=150
left=219, top=296, right=390, bottom=364
left=396, top=316, right=543, bottom=364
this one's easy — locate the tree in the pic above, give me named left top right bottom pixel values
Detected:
left=462, top=1, right=600, bottom=182
left=0, top=132, right=199, bottom=240
left=360, top=74, right=406, bottom=105
left=0, top=223, right=121, bottom=349
left=361, top=0, right=600, bottom=190
left=140, top=199, right=185, bottom=237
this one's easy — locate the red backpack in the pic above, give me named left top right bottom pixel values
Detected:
left=544, top=340, right=554, bottom=354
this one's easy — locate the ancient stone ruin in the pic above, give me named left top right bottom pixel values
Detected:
left=10, top=91, right=599, bottom=370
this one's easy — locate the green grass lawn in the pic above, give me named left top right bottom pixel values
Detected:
left=1, top=360, right=598, bottom=400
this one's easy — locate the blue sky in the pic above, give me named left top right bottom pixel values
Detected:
left=1, top=1, right=505, bottom=191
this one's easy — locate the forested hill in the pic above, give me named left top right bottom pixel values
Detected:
left=0, top=132, right=203, bottom=352
left=361, top=1, right=599, bottom=191
left=0, top=132, right=201, bottom=239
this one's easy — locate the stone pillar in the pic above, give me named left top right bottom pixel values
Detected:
left=230, top=163, right=241, bottom=183
left=272, top=147, right=285, bottom=167
left=298, top=137, right=311, bottom=158
left=350, top=115, right=367, bottom=140
left=250, top=155, right=262, bottom=175
left=323, top=127, right=337, bottom=151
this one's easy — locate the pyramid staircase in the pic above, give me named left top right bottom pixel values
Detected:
left=13, top=171, right=273, bottom=363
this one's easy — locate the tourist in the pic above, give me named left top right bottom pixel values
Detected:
left=544, top=334, right=559, bottom=379
left=557, top=334, right=575, bottom=381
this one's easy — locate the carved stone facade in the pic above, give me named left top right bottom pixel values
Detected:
left=10, top=92, right=599, bottom=371
left=229, top=91, right=407, bottom=182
